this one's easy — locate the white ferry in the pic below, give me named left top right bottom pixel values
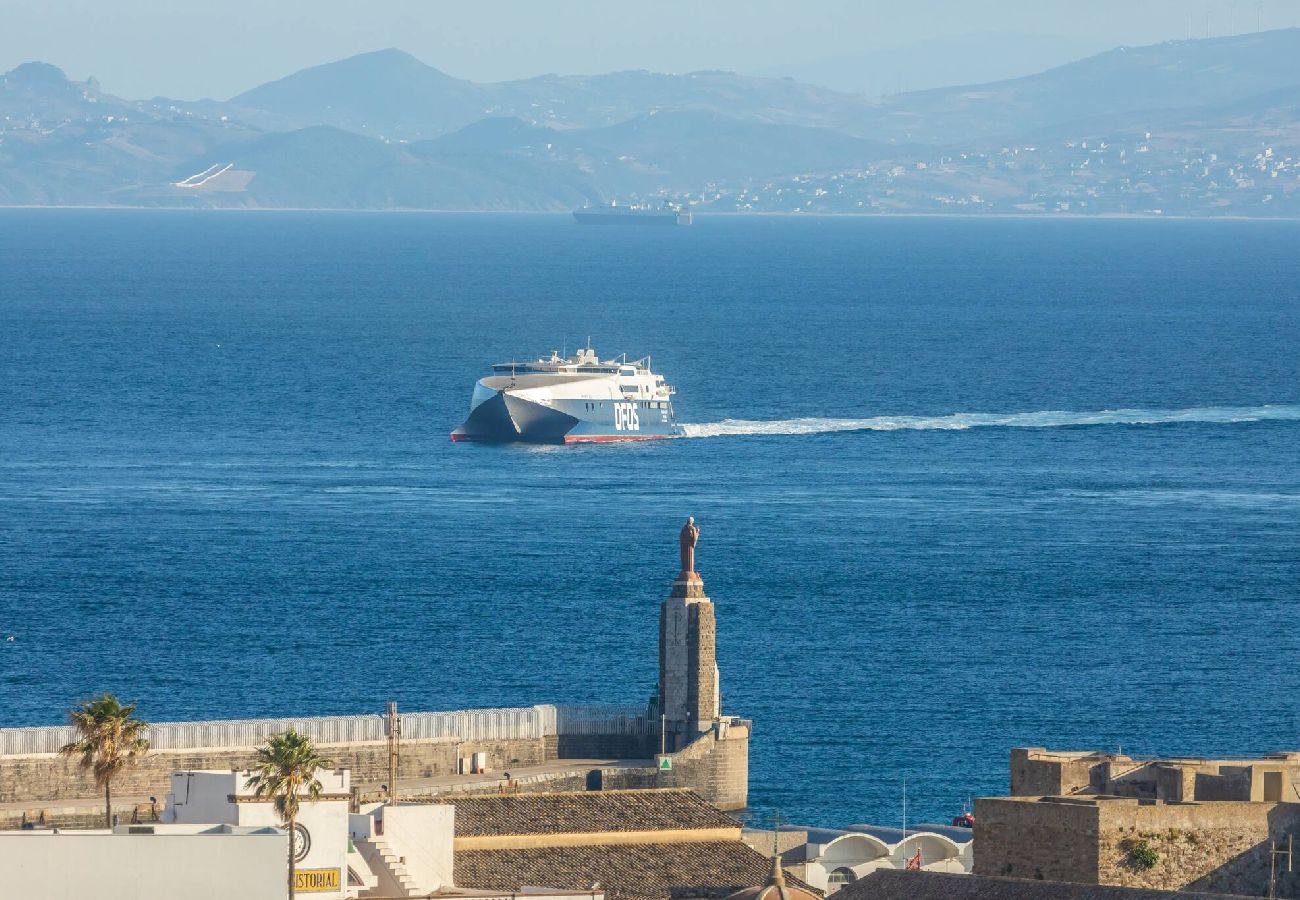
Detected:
left=451, top=344, right=684, bottom=443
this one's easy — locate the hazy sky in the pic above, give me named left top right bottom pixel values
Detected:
left=4, top=0, right=1300, bottom=99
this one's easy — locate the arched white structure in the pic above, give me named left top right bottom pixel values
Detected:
left=778, top=823, right=974, bottom=894
left=894, top=833, right=964, bottom=872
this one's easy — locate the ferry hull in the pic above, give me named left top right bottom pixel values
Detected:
left=451, top=391, right=683, bottom=444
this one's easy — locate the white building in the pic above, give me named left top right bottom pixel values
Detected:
left=350, top=799, right=454, bottom=896
left=166, top=767, right=471, bottom=897
left=5, top=766, right=606, bottom=900
left=167, top=768, right=364, bottom=898
left=0, top=824, right=286, bottom=900
left=755, top=823, right=974, bottom=894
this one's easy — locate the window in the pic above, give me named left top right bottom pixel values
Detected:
left=827, top=868, right=856, bottom=885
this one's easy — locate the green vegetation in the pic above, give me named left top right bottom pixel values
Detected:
left=1123, top=837, right=1160, bottom=870
left=246, top=730, right=332, bottom=896
left=59, top=693, right=150, bottom=828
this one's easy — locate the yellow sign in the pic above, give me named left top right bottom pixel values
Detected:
left=295, top=868, right=341, bottom=893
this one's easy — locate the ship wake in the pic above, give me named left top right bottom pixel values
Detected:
left=680, top=404, right=1300, bottom=438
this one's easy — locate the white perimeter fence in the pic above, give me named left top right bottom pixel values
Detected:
left=0, top=703, right=649, bottom=756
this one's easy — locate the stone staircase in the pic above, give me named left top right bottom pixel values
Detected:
left=359, top=836, right=422, bottom=897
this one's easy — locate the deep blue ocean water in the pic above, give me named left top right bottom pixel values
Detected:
left=2, top=210, right=1298, bottom=828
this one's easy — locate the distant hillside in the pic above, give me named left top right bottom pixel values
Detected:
left=221, top=48, right=881, bottom=141
left=227, top=49, right=487, bottom=139
left=755, top=31, right=1108, bottom=96
left=1, top=62, right=135, bottom=123
left=0, top=64, right=259, bottom=206
left=194, top=125, right=598, bottom=210
left=4, top=31, right=1300, bottom=215
left=420, top=111, right=894, bottom=195
left=860, top=28, right=1300, bottom=144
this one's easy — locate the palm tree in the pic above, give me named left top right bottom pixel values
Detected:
left=246, top=730, right=332, bottom=896
left=59, top=693, right=150, bottom=828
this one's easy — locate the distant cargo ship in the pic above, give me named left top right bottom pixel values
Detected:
left=451, top=343, right=684, bottom=444
left=573, top=200, right=692, bottom=226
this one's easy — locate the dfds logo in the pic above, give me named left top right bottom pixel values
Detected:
left=613, top=402, right=640, bottom=431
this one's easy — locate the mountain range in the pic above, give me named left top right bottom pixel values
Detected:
left=4, top=29, right=1300, bottom=215
left=751, top=32, right=1109, bottom=96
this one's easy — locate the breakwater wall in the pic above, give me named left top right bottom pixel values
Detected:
left=387, top=719, right=751, bottom=812
left=0, top=704, right=651, bottom=806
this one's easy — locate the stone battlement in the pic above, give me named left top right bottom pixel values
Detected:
left=1011, top=746, right=1300, bottom=802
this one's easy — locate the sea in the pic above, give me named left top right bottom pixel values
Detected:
left=2, top=209, right=1298, bottom=828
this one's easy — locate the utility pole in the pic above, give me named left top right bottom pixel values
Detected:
left=385, top=701, right=400, bottom=803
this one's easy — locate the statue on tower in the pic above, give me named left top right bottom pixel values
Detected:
left=679, top=516, right=700, bottom=575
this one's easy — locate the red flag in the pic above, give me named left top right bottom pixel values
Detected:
left=906, top=849, right=922, bottom=871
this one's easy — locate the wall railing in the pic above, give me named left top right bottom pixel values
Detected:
left=0, top=703, right=649, bottom=756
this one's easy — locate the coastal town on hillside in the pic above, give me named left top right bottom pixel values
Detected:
left=685, top=138, right=1300, bottom=216
left=4, top=523, right=1300, bottom=899
left=4, top=93, right=1297, bottom=216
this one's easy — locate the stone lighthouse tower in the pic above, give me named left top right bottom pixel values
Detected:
left=659, top=516, right=720, bottom=752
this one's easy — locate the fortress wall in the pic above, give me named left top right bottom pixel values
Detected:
left=1, top=715, right=742, bottom=816
left=395, top=723, right=750, bottom=812
left=0, top=736, right=549, bottom=806
left=1009, top=748, right=1099, bottom=797
left=0, top=726, right=688, bottom=814
left=977, top=796, right=1300, bottom=897
left=645, top=721, right=750, bottom=812
left=0, top=804, right=146, bottom=831
left=974, top=797, right=1102, bottom=883
left=554, top=733, right=653, bottom=759
left=0, top=702, right=655, bottom=807
left=1097, top=800, right=1300, bottom=896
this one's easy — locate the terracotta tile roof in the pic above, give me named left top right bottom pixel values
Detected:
left=439, top=789, right=741, bottom=838
left=836, top=870, right=1257, bottom=900
left=454, top=839, right=817, bottom=900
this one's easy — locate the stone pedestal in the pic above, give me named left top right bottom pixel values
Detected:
left=658, top=572, right=720, bottom=752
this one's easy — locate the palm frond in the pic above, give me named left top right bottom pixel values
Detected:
left=59, top=693, right=150, bottom=788
left=245, top=730, right=333, bottom=827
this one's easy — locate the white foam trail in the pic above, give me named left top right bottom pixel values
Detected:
left=679, top=405, right=1300, bottom=438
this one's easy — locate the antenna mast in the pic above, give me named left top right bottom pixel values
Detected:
left=902, top=777, right=908, bottom=845
left=1267, top=834, right=1293, bottom=900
